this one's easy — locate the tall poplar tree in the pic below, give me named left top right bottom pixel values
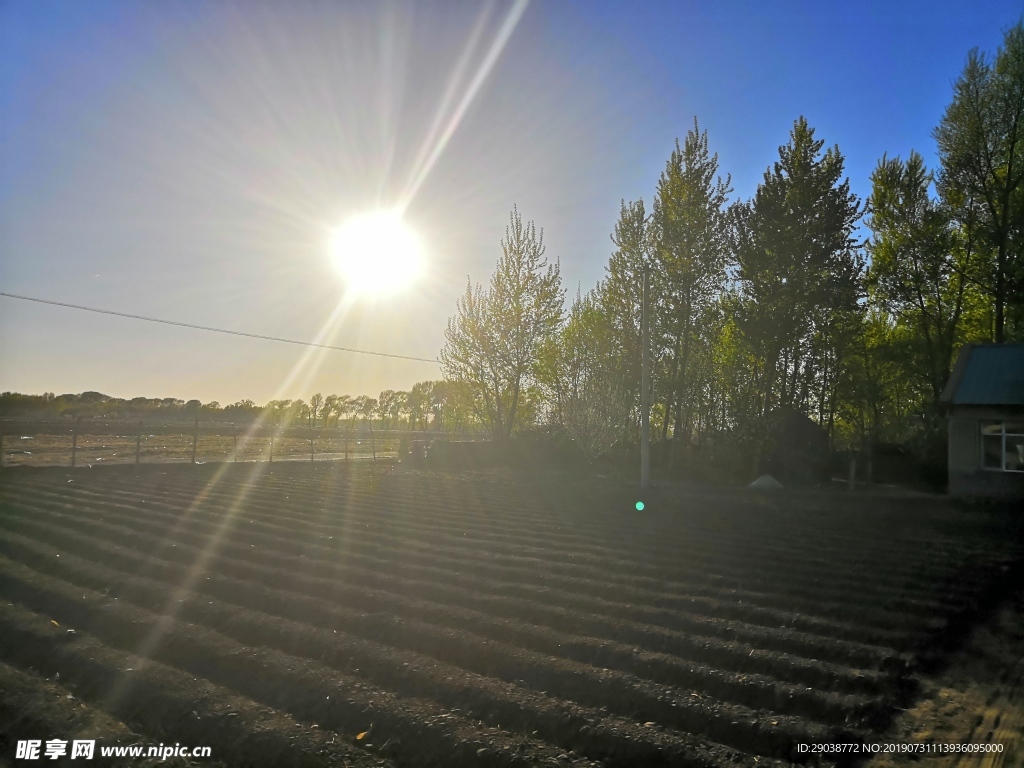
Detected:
left=649, top=120, right=732, bottom=463
left=866, top=151, right=977, bottom=406
left=596, top=198, right=649, bottom=446
left=934, top=21, right=1024, bottom=342
left=732, top=117, right=863, bottom=445
left=441, top=207, right=563, bottom=441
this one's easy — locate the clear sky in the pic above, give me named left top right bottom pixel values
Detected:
left=2, top=0, right=1021, bottom=405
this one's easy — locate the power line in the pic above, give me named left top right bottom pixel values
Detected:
left=0, top=292, right=439, bottom=364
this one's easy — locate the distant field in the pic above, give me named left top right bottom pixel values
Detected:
left=0, top=463, right=1020, bottom=767
left=0, top=422, right=469, bottom=467
left=0, top=432, right=400, bottom=466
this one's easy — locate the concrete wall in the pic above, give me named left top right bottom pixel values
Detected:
left=948, top=469, right=1024, bottom=498
left=948, top=406, right=1024, bottom=499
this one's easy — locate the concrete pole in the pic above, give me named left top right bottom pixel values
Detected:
left=641, top=265, right=651, bottom=493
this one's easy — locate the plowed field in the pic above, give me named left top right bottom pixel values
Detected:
left=0, top=463, right=1020, bottom=767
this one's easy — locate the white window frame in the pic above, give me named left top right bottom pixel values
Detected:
left=980, top=421, right=1024, bottom=473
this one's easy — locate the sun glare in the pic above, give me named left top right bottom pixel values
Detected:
left=329, top=210, right=425, bottom=297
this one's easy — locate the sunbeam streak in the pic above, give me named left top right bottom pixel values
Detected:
left=101, top=292, right=359, bottom=710
left=398, top=0, right=530, bottom=209
left=400, top=6, right=493, bottom=207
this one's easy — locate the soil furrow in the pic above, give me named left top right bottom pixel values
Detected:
left=1, top=491, right=916, bottom=664
left=0, top=555, right=783, bottom=768
left=50, top=474, right=976, bottom=610
left=0, top=603, right=390, bottom=768
left=0, top=502, right=904, bottom=695
left=0, top=525, right=876, bottom=759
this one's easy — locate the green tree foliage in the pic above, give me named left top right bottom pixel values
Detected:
left=0, top=384, right=463, bottom=432
left=539, top=193, right=709, bottom=457
left=350, top=395, right=376, bottom=429
left=308, top=393, right=324, bottom=426
left=322, top=394, right=340, bottom=425
left=430, top=380, right=481, bottom=432
left=934, top=21, right=1024, bottom=342
left=834, top=310, right=917, bottom=451
left=440, top=206, right=564, bottom=441
left=649, top=121, right=732, bottom=464
left=591, top=198, right=649, bottom=447
left=536, top=290, right=623, bottom=455
left=406, top=380, right=432, bottom=429
left=866, top=152, right=981, bottom=406
left=732, top=117, right=863, bottom=451
left=377, top=390, right=401, bottom=429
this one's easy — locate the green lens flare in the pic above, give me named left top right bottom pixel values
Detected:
left=635, top=501, right=644, bottom=511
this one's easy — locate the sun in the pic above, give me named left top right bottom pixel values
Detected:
left=329, top=210, right=425, bottom=297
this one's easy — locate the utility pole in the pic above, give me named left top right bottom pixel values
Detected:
left=640, top=265, right=651, bottom=493
left=71, top=417, right=80, bottom=468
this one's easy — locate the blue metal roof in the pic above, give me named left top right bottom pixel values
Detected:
left=943, top=343, right=1024, bottom=405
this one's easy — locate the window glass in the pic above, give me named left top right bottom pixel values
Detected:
left=1005, top=422, right=1024, bottom=435
left=982, top=434, right=1004, bottom=469
left=980, top=422, right=1004, bottom=435
left=1005, top=435, right=1024, bottom=472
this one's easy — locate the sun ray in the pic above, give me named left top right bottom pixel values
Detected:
left=398, top=6, right=493, bottom=210
left=102, top=291, right=358, bottom=709
left=397, top=0, right=530, bottom=209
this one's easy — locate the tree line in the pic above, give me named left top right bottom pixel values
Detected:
left=441, top=23, right=1024, bottom=480
left=0, top=381, right=483, bottom=433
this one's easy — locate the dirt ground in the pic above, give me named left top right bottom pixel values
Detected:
left=867, top=588, right=1024, bottom=768
left=0, top=462, right=1021, bottom=767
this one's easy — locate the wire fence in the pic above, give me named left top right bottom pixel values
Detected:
left=0, top=418, right=488, bottom=468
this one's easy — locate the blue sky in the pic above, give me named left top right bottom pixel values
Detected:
left=1, top=0, right=1021, bottom=404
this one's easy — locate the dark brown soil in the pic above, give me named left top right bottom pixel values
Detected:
left=1, top=462, right=1021, bottom=767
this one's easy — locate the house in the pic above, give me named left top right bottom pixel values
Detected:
left=940, top=342, right=1024, bottom=498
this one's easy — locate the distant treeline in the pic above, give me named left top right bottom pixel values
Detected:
left=0, top=381, right=485, bottom=433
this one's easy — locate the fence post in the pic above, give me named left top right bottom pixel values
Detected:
left=308, top=413, right=314, bottom=462
left=344, top=424, right=349, bottom=461
left=71, top=417, right=80, bottom=468
left=848, top=456, right=857, bottom=493
left=233, top=424, right=237, bottom=463
left=0, top=431, right=4, bottom=468
left=370, top=422, right=376, bottom=461
left=191, top=415, right=198, bottom=465
left=135, top=421, right=142, bottom=465
left=269, top=431, right=274, bottom=463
